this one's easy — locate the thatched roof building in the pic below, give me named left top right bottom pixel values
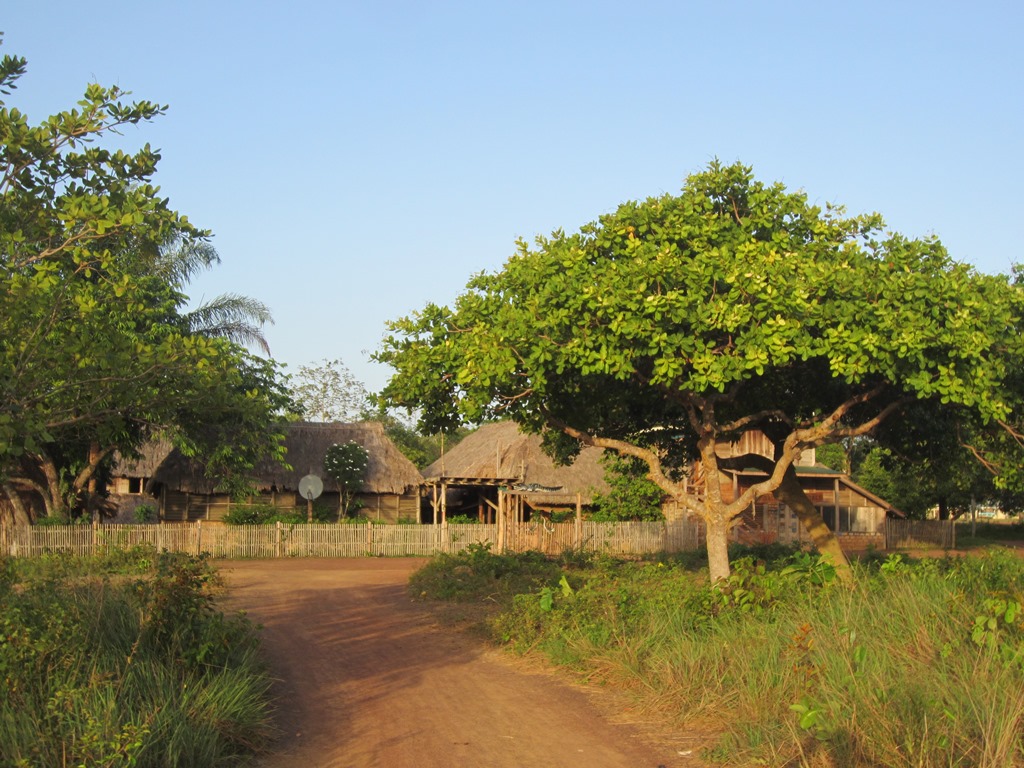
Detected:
left=136, top=421, right=421, bottom=496
left=112, top=422, right=424, bottom=522
left=424, top=421, right=609, bottom=509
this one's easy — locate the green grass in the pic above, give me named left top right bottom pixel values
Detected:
left=0, top=549, right=274, bottom=767
left=955, top=519, right=1024, bottom=550
left=412, top=545, right=1024, bottom=767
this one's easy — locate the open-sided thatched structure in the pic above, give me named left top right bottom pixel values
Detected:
left=422, top=421, right=610, bottom=523
left=113, top=422, right=423, bottom=523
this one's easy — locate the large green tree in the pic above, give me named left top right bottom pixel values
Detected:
left=0, top=44, right=290, bottom=523
left=378, top=161, right=1023, bottom=582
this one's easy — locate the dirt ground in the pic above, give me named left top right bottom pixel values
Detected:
left=218, top=558, right=703, bottom=768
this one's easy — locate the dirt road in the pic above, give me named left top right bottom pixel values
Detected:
left=219, top=559, right=692, bottom=768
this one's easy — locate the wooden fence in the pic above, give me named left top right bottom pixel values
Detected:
left=3, top=518, right=965, bottom=560
left=885, top=518, right=955, bottom=550
left=1, top=519, right=704, bottom=560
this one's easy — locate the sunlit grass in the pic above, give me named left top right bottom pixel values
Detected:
left=415, top=545, right=1024, bottom=767
left=0, top=550, right=274, bottom=767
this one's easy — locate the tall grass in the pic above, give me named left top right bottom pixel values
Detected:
left=0, top=550, right=273, bottom=767
left=416, top=546, right=1024, bottom=767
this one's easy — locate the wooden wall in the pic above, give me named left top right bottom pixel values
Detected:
left=160, top=489, right=420, bottom=523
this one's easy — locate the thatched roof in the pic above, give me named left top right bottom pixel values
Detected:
left=113, top=439, right=175, bottom=478
left=116, top=422, right=423, bottom=495
left=424, top=421, right=610, bottom=504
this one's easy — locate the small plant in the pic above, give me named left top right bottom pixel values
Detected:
left=323, top=441, right=370, bottom=519
left=133, top=502, right=157, bottom=523
left=589, top=453, right=665, bottom=521
left=223, top=502, right=279, bottom=525
left=34, top=513, right=72, bottom=526
left=445, top=514, right=479, bottom=524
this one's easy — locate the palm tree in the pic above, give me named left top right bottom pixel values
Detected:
left=156, top=235, right=274, bottom=355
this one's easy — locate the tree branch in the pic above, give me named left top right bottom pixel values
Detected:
left=545, top=417, right=705, bottom=517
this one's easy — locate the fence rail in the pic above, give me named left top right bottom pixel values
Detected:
left=1, top=519, right=704, bottom=560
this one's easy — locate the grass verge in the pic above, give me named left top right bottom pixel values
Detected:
left=412, top=544, right=1024, bottom=767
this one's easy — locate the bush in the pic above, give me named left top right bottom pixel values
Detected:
left=409, top=543, right=562, bottom=603
left=133, top=503, right=157, bottom=523
left=222, top=501, right=336, bottom=525
left=0, top=551, right=273, bottom=766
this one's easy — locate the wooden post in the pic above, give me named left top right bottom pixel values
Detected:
left=366, top=520, right=373, bottom=555
left=276, top=521, right=282, bottom=558
left=497, top=491, right=505, bottom=551
left=575, top=494, right=582, bottom=548
left=441, top=482, right=447, bottom=524
left=91, top=518, right=98, bottom=553
left=195, top=520, right=202, bottom=556
left=833, top=478, right=841, bottom=532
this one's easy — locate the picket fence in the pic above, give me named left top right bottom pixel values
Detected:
left=1, top=519, right=705, bottom=560
left=884, top=518, right=956, bottom=550
left=2, top=518, right=960, bottom=560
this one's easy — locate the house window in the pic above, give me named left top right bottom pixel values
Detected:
left=128, top=477, right=143, bottom=494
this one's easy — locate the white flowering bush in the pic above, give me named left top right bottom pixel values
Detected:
left=323, top=441, right=370, bottom=519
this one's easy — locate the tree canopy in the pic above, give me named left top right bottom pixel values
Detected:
left=290, top=358, right=370, bottom=423
left=0, top=44, right=291, bottom=523
left=378, top=161, right=1024, bottom=582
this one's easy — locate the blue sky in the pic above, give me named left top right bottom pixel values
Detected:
left=5, top=1, right=1022, bottom=393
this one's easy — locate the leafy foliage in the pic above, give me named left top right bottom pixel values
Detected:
left=291, top=358, right=370, bottom=422
left=409, top=542, right=563, bottom=603
left=221, top=501, right=333, bottom=525
left=364, top=402, right=470, bottom=469
left=590, top=453, right=665, bottom=521
left=379, top=161, right=1024, bottom=581
left=0, top=44, right=292, bottom=522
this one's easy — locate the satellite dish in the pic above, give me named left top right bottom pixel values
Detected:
left=298, top=474, right=323, bottom=500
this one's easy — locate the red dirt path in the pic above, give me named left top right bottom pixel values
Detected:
left=219, top=559, right=699, bottom=768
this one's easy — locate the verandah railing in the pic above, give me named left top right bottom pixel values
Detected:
left=1, top=519, right=705, bottom=560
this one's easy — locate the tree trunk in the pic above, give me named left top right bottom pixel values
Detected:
left=775, top=466, right=854, bottom=585
left=1, top=482, right=32, bottom=526
left=705, top=514, right=731, bottom=583
left=32, top=451, right=65, bottom=517
left=87, top=441, right=102, bottom=524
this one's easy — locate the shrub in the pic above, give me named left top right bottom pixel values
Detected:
left=409, top=543, right=562, bottom=603
left=133, top=503, right=157, bottom=523
left=0, top=551, right=273, bottom=766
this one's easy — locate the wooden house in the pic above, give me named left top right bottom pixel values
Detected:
left=113, top=422, right=423, bottom=523
left=715, top=431, right=899, bottom=549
